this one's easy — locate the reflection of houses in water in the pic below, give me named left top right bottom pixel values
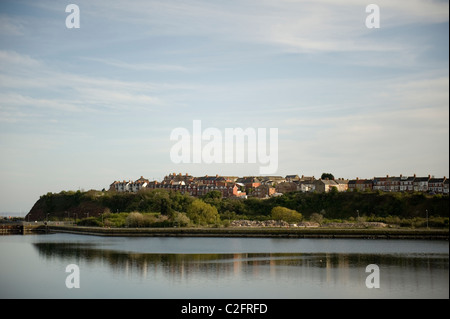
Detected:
left=325, top=253, right=350, bottom=285
left=233, top=253, right=241, bottom=275
left=32, top=242, right=447, bottom=292
left=33, top=243, right=334, bottom=281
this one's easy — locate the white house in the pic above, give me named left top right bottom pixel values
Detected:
left=116, top=180, right=131, bottom=192
left=413, top=176, right=430, bottom=192
left=111, top=176, right=149, bottom=192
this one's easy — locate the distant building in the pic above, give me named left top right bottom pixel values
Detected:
left=348, top=178, right=373, bottom=192
left=298, top=181, right=315, bottom=192
left=285, top=175, right=300, bottom=182
left=373, top=175, right=396, bottom=192
left=275, top=182, right=298, bottom=194
left=236, top=177, right=261, bottom=194
left=260, top=176, right=286, bottom=185
left=164, top=172, right=194, bottom=184
left=130, top=176, right=149, bottom=192
left=299, top=175, right=315, bottom=182
left=413, top=176, right=430, bottom=192
left=335, top=178, right=349, bottom=192
left=399, top=175, right=415, bottom=192
left=109, top=180, right=132, bottom=192
left=254, top=185, right=276, bottom=198
left=314, top=179, right=339, bottom=193
left=298, top=176, right=316, bottom=192
left=429, top=177, right=447, bottom=194
left=109, top=172, right=448, bottom=197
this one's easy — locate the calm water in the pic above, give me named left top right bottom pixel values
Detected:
left=0, top=233, right=448, bottom=299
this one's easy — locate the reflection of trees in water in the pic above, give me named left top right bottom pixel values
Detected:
left=33, top=242, right=448, bottom=282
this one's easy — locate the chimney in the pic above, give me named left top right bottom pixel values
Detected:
left=400, top=174, right=402, bottom=178
left=386, top=175, right=389, bottom=178
left=356, top=177, right=359, bottom=180
left=414, top=174, right=416, bottom=178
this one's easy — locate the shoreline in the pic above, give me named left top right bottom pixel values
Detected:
left=45, top=225, right=449, bottom=240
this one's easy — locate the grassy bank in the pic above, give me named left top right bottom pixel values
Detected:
left=47, top=225, right=449, bottom=240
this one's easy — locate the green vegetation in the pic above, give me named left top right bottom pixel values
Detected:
left=321, top=173, right=335, bottom=180
left=186, top=199, right=220, bottom=226
left=271, top=206, right=303, bottom=223
left=27, top=188, right=449, bottom=228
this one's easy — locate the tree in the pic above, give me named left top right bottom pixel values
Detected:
left=187, top=199, right=220, bottom=225
left=202, top=190, right=222, bottom=209
left=160, top=196, right=172, bottom=215
left=321, top=173, right=335, bottom=180
left=330, top=186, right=338, bottom=194
left=271, top=206, right=303, bottom=223
left=309, top=212, right=324, bottom=224
left=203, top=190, right=222, bottom=200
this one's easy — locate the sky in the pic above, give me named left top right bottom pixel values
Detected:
left=0, top=0, right=448, bottom=215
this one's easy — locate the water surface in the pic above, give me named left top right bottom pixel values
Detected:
left=0, top=234, right=448, bottom=299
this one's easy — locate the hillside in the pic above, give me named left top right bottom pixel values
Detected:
left=25, top=188, right=449, bottom=226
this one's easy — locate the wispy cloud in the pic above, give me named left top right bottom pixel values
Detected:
left=0, top=15, right=25, bottom=36
left=77, top=0, right=448, bottom=54
left=0, top=50, right=197, bottom=123
left=0, top=50, right=40, bottom=68
left=81, top=57, right=194, bottom=73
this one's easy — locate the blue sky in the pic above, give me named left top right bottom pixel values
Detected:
left=0, top=0, right=448, bottom=214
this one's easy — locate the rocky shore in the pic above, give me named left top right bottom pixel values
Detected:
left=229, top=219, right=387, bottom=228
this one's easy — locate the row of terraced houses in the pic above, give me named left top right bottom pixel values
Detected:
left=109, top=173, right=449, bottom=199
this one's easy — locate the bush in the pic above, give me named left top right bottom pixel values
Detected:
left=171, top=212, right=191, bottom=227
left=187, top=199, right=220, bottom=225
left=78, top=217, right=101, bottom=227
left=143, top=214, right=158, bottom=226
left=150, top=214, right=170, bottom=227
left=309, top=213, right=324, bottom=224
left=126, top=212, right=144, bottom=227
left=271, top=206, right=303, bottom=223
left=103, top=212, right=128, bottom=227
